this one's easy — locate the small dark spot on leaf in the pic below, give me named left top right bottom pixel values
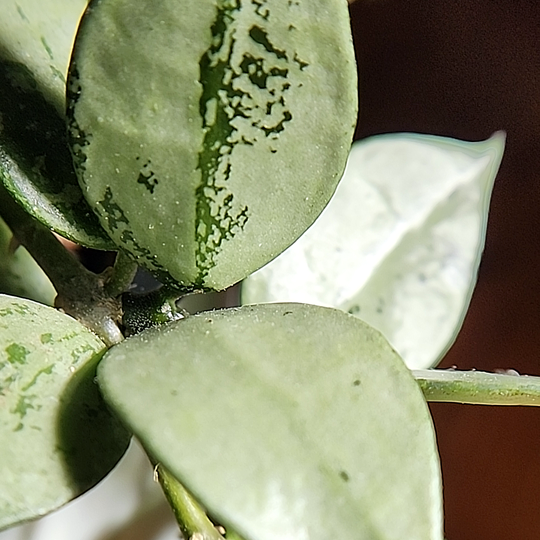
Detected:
left=283, top=311, right=293, bottom=316
left=40, top=333, right=53, bottom=344
left=353, top=379, right=361, bottom=387
left=339, top=470, right=349, bottom=482
left=84, top=405, right=100, bottom=419
left=293, top=53, right=309, bottom=71
left=137, top=159, right=159, bottom=194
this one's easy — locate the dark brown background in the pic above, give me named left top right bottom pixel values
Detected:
left=349, top=1, right=540, bottom=538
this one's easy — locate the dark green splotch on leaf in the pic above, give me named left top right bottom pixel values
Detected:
left=249, top=25, right=287, bottom=60
left=0, top=301, right=30, bottom=318
left=5, top=343, right=30, bottom=365
left=22, top=364, right=54, bottom=392
left=66, top=64, right=92, bottom=175
left=12, top=393, right=40, bottom=421
left=95, top=186, right=130, bottom=231
left=40, top=332, right=53, bottom=344
left=39, top=37, right=54, bottom=63
left=135, top=158, right=159, bottom=194
left=93, top=187, right=176, bottom=285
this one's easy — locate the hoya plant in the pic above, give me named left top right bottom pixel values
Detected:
left=0, top=1, right=537, bottom=539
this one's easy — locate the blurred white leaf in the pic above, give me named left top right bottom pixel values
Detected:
left=242, top=132, right=505, bottom=369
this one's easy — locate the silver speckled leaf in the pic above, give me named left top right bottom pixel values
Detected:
left=0, top=295, right=130, bottom=531
left=67, top=0, right=357, bottom=289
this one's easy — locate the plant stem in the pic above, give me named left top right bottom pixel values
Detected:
left=414, top=369, right=540, bottom=406
left=154, top=463, right=225, bottom=540
left=104, top=250, right=138, bottom=298
left=0, top=185, right=89, bottom=296
left=122, top=286, right=188, bottom=336
left=0, top=184, right=124, bottom=346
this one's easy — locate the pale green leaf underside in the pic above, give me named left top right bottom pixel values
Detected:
left=0, top=217, right=56, bottom=306
left=415, top=369, right=540, bottom=406
left=98, top=303, right=443, bottom=540
left=0, top=295, right=130, bottom=531
left=68, top=0, right=357, bottom=289
left=243, top=133, right=505, bottom=369
left=0, top=0, right=115, bottom=249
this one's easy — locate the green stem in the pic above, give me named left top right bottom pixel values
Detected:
left=104, top=251, right=138, bottom=298
left=0, top=184, right=123, bottom=346
left=154, top=463, right=225, bottom=540
left=414, top=369, right=540, bottom=406
left=0, top=184, right=91, bottom=298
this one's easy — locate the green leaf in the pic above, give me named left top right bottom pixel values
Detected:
left=243, top=133, right=505, bottom=369
left=98, top=303, right=443, bottom=540
left=0, top=295, right=130, bottom=531
left=415, top=369, right=540, bottom=406
left=67, top=0, right=357, bottom=290
left=0, top=217, right=56, bottom=306
left=0, top=0, right=89, bottom=115
left=0, top=0, right=115, bottom=249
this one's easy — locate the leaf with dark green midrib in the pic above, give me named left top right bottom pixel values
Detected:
left=194, top=3, right=312, bottom=284
left=68, top=0, right=357, bottom=289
